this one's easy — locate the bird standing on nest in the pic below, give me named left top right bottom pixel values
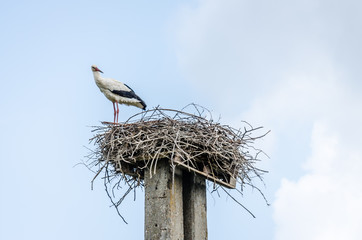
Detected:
left=91, top=65, right=147, bottom=123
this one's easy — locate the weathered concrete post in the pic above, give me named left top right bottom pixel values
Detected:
left=145, top=159, right=184, bottom=240
left=183, top=171, right=208, bottom=240
left=144, top=158, right=208, bottom=240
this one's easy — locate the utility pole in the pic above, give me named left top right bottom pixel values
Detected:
left=144, top=159, right=208, bottom=240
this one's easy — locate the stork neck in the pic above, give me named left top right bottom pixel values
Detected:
left=93, top=71, right=102, bottom=79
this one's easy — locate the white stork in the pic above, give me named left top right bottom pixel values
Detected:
left=91, top=65, right=146, bottom=123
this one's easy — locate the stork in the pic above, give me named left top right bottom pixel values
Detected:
left=91, top=65, right=146, bottom=123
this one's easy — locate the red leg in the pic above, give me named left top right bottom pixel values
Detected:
left=112, top=102, right=116, bottom=123
left=116, top=102, right=119, bottom=123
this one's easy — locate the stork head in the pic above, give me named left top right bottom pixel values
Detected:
left=91, top=65, right=103, bottom=73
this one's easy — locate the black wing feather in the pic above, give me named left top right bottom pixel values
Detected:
left=110, top=85, right=147, bottom=110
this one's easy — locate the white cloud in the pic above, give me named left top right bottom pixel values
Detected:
left=243, top=68, right=362, bottom=240
left=173, top=0, right=333, bottom=110
left=274, top=121, right=362, bottom=240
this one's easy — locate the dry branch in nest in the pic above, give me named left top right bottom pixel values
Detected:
left=87, top=104, right=269, bottom=222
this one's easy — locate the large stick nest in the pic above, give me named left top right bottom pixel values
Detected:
left=87, top=104, right=269, bottom=222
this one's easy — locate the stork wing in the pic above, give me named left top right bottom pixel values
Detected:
left=110, top=83, right=147, bottom=110
left=110, top=88, right=142, bottom=101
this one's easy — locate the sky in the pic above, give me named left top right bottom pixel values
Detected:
left=1, top=0, right=362, bottom=239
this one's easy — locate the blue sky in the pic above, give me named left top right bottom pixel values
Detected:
left=1, top=0, right=362, bottom=239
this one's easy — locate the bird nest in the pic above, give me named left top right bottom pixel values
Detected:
left=87, top=104, right=269, bottom=222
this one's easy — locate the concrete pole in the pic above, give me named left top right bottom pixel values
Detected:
left=183, top=171, right=208, bottom=240
left=144, top=159, right=184, bottom=240
left=144, top=159, right=208, bottom=240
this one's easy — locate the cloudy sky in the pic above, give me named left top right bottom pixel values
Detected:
left=1, top=0, right=362, bottom=239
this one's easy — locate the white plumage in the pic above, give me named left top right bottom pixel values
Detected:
left=91, top=65, right=146, bottom=123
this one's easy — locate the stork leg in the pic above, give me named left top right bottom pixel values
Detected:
left=112, top=102, right=117, bottom=123
left=116, top=102, right=119, bottom=123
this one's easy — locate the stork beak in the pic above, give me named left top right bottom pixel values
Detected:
left=97, top=68, right=103, bottom=73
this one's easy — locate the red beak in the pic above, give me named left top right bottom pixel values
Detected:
left=97, top=68, right=103, bottom=73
